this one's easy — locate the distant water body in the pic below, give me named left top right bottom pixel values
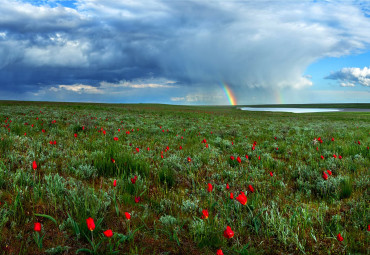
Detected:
left=239, top=107, right=365, bottom=113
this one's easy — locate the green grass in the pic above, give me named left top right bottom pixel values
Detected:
left=0, top=101, right=369, bottom=254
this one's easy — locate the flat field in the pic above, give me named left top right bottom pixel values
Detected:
left=0, top=102, right=369, bottom=254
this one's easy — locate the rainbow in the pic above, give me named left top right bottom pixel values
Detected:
left=221, top=82, right=237, bottom=105
left=274, top=90, right=284, bottom=104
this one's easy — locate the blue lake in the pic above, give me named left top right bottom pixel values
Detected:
left=240, top=107, right=341, bottom=113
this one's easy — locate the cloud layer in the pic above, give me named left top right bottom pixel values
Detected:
left=326, top=66, right=370, bottom=87
left=0, top=0, right=370, bottom=103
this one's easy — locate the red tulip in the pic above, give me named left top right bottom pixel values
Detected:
left=207, top=183, right=213, bottom=192
left=331, top=137, right=334, bottom=141
left=236, top=192, right=247, bottom=205
left=339, top=155, right=342, bottom=159
left=252, top=146, right=255, bottom=151
left=205, top=144, right=209, bottom=148
left=74, top=133, right=77, bottom=138
left=131, top=176, right=137, bottom=184
left=34, top=222, right=41, bottom=232
left=270, top=172, right=273, bottom=177
left=358, top=140, right=361, bottom=145
left=333, top=154, right=337, bottom=158
left=226, top=183, right=230, bottom=190
left=86, top=217, right=95, bottom=231
left=216, top=249, right=224, bottom=255
left=103, top=130, right=106, bottom=135
left=367, top=224, right=370, bottom=231
left=201, top=209, right=209, bottom=219
left=230, top=156, right=234, bottom=160
left=111, top=158, right=115, bottom=164
left=179, top=146, right=182, bottom=150
left=337, top=233, right=343, bottom=242
left=187, top=157, right=191, bottom=162
left=113, top=179, right=117, bottom=187
left=236, top=156, right=241, bottom=164
left=321, top=155, right=324, bottom=160
left=32, top=161, right=37, bottom=170
left=274, top=137, right=277, bottom=140
left=103, top=229, right=113, bottom=238
left=248, top=184, right=254, bottom=193
left=230, top=192, right=234, bottom=199
left=136, top=148, right=139, bottom=153
left=322, top=171, right=328, bottom=180
left=316, top=147, right=319, bottom=151
left=113, top=137, right=119, bottom=141
left=327, top=170, right=332, bottom=176
left=223, top=226, right=234, bottom=239
left=125, top=212, right=131, bottom=220
left=258, top=156, right=261, bottom=160
left=135, top=196, right=141, bottom=203
left=147, top=147, right=150, bottom=151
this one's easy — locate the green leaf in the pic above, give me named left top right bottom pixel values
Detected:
left=34, top=213, right=58, bottom=225
left=76, top=248, right=93, bottom=254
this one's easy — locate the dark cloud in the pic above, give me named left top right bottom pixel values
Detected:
left=0, top=0, right=370, bottom=102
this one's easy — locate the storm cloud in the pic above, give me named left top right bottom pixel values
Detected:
left=0, top=0, right=370, bottom=103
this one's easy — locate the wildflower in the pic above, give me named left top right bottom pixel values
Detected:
left=147, top=147, right=150, bottom=151
left=358, top=140, right=361, bottom=145
left=322, top=171, right=328, bottom=180
left=237, top=156, right=241, bottom=163
left=131, top=176, right=137, bottom=184
left=248, top=184, right=254, bottom=193
left=103, top=229, right=113, bottom=238
left=125, top=212, right=131, bottom=220
left=333, top=154, right=337, bottom=158
left=245, top=154, right=249, bottom=159
left=230, top=156, right=234, bottom=160
left=339, top=155, right=342, bottom=159
left=321, top=155, right=324, bottom=160
left=226, top=183, right=230, bottom=190
left=113, top=137, right=119, bottom=141
left=111, top=158, right=115, bottom=164
left=136, top=148, right=139, bottom=153
left=331, top=137, right=335, bottom=141
left=113, top=179, right=117, bottom=187
left=201, top=209, right=209, bottom=219
left=236, top=192, right=247, bottom=205
left=74, top=133, right=77, bottom=138
left=32, top=161, right=37, bottom=170
left=103, top=130, right=106, bottom=135
left=187, top=157, right=191, bottom=162
left=274, top=137, right=277, bottom=140
left=216, top=249, right=224, bottom=255
left=179, top=146, right=182, bottom=150
left=223, top=226, right=234, bottom=239
left=230, top=193, right=234, bottom=199
left=270, top=172, right=273, bottom=177
left=327, top=170, right=332, bottom=176
left=367, top=224, right=370, bottom=231
left=34, top=222, right=41, bottom=232
left=208, top=183, right=213, bottom=192
left=258, top=156, right=261, bottom=160
left=337, top=233, right=344, bottom=242
left=205, top=144, right=209, bottom=148
left=86, top=217, right=95, bottom=231
left=135, top=196, right=141, bottom=203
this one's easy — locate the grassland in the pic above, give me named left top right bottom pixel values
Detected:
left=0, top=102, right=369, bottom=254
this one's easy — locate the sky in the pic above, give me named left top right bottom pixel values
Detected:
left=0, top=0, right=369, bottom=105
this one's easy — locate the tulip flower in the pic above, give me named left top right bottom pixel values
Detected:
left=339, top=155, right=342, bottom=159
left=103, top=229, right=113, bottom=238
left=32, top=161, right=37, bottom=170
left=367, top=224, right=370, bottom=231
left=258, top=156, right=261, bottom=160
left=226, top=183, right=230, bottom=190
left=245, top=154, right=249, bottom=159
left=86, top=217, right=95, bottom=231
left=131, top=176, right=137, bottom=184
left=337, top=233, right=343, bottom=242
left=103, top=130, right=106, bottom=135
left=321, top=155, right=324, bottom=160
left=331, top=137, right=335, bottom=141
left=230, top=193, right=234, bottom=199
left=248, top=184, right=254, bottom=193
left=113, top=137, right=119, bottom=141
left=136, top=148, right=139, bottom=153
left=223, top=226, right=234, bottom=239
left=111, top=158, right=115, bottom=164
left=207, top=183, right=213, bottom=192
left=237, top=156, right=241, bottom=163
left=187, top=157, right=191, bottom=162
left=333, top=154, right=337, bottom=158
left=230, top=156, right=234, bottom=160
left=125, top=212, right=131, bottom=220
left=34, top=222, right=41, bottom=232
left=74, top=133, right=77, bottom=138
left=270, top=172, right=273, bottom=177
left=358, top=141, right=361, bottom=145
left=327, top=170, right=332, bottom=176
left=236, top=192, right=247, bottom=205
left=322, top=171, right=328, bottom=180
left=216, top=249, right=224, bottom=255
left=135, top=196, right=141, bottom=203
left=201, top=209, right=209, bottom=219
left=113, top=179, right=117, bottom=187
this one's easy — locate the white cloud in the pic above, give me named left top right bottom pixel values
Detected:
left=327, top=66, right=370, bottom=87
